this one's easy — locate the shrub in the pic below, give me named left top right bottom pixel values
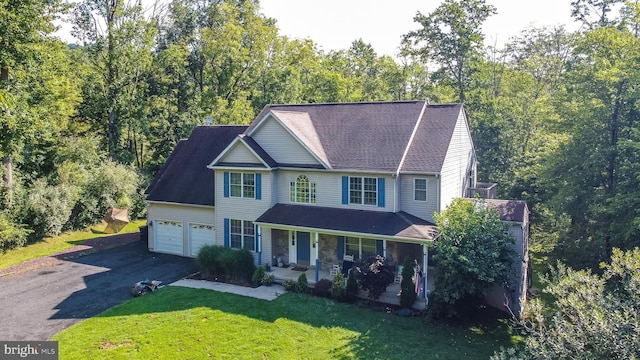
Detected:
left=197, top=245, right=227, bottom=278
left=313, top=279, right=332, bottom=297
left=262, top=273, right=275, bottom=285
left=296, top=273, right=308, bottom=293
left=0, top=213, right=31, bottom=253
left=252, top=266, right=266, bottom=286
left=223, top=248, right=256, bottom=283
left=283, top=279, right=296, bottom=291
left=400, top=257, right=418, bottom=308
left=331, top=272, right=346, bottom=299
left=345, top=269, right=359, bottom=303
left=18, top=180, right=74, bottom=242
left=355, top=255, right=394, bottom=300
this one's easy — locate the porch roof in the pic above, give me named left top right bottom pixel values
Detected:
left=255, top=204, right=437, bottom=242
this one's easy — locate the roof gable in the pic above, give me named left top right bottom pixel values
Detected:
left=146, top=125, right=247, bottom=206
left=210, top=136, right=271, bottom=168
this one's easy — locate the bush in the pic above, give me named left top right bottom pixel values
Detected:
left=197, top=245, right=228, bottom=278
left=313, top=279, right=332, bottom=297
left=331, top=272, right=346, bottom=299
left=355, top=255, right=394, bottom=300
left=296, top=273, right=308, bottom=293
left=345, top=269, right=359, bottom=303
left=262, top=273, right=275, bottom=285
left=400, top=257, right=418, bottom=308
left=283, top=279, right=296, bottom=291
left=197, top=245, right=256, bottom=283
left=223, top=248, right=256, bottom=283
left=0, top=213, right=31, bottom=253
left=252, top=266, right=266, bottom=286
left=18, top=180, right=74, bottom=242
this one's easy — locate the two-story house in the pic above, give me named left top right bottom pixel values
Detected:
left=145, top=100, right=529, bottom=315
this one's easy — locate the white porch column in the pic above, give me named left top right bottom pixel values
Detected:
left=383, top=240, right=387, bottom=257
left=422, top=244, right=428, bottom=298
left=315, top=232, right=320, bottom=282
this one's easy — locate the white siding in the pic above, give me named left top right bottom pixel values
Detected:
left=215, top=170, right=274, bottom=263
left=439, top=109, right=474, bottom=211
left=252, top=116, right=321, bottom=165
left=398, top=174, right=439, bottom=223
left=221, top=143, right=262, bottom=164
left=274, top=170, right=393, bottom=212
left=147, top=203, right=215, bottom=256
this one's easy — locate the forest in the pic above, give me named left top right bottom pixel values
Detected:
left=1, top=0, right=639, bottom=355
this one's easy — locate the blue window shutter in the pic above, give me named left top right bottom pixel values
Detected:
left=224, top=218, right=230, bottom=247
left=255, top=224, right=259, bottom=252
left=341, top=176, right=348, bottom=204
left=223, top=172, right=229, bottom=198
left=376, top=240, right=384, bottom=256
left=337, top=236, right=345, bottom=260
left=255, top=173, right=261, bottom=200
left=377, top=177, right=385, bottom=207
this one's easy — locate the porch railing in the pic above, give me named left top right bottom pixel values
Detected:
left=466, top=182, right=497, bottom=199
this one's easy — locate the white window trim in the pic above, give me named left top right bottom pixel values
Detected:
left=230, top=219, right=255, bottom=251
left=290, top=175, right=317, bottom=204
left=349, top=176, right=377, bottom=206
left=414, top=178, right=428, bottom=202
left=345, top=237, right=377, bottom=260
left=229, top=172, right=255, bottom=199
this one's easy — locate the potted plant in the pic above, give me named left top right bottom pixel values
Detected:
left=265, top=263, right=271, bottom=272
left=262, top=273, right=275, bottom=286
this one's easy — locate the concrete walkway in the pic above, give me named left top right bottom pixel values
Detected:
left=171, top=279, right=285, bottom=301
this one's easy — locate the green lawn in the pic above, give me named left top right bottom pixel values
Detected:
left=53, top=286, right=515, bottom=359
left=0, top=220, right=146, bottom=271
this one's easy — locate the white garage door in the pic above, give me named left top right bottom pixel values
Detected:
left=155, top=220, right=184, bottom=255
left=189, top=224, right=215, bottom=257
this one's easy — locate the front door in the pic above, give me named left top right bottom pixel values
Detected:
left=296, top=231, right=310, bottom=266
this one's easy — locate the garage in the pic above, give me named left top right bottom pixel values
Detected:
left=155, top=220, right=184, bottom=255
left=189, top=224, right=215, bottom=257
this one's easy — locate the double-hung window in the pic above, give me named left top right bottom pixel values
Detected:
left=345, top=237, right=377, bottom=260
left=350, top=177, right=377, bottom=205
left=290, top=175, right=317, bottom=204
left=230, top=172, right=255, bottom=198
left=414, top=178, right=427, bottom=201
left=230, top=219, right=255, bottom=251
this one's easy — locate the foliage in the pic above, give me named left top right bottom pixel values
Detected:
left=197, top=245, right=255, bottom=283
left=354, top=255, right=394, bottom=301
left=430, top=198, right=517, bottom=319
left=400, top=257, right=418, bottom=308
left=312, top=278, right=332, bottom=297
left=223, top=248, right=256, bottom=283
left=197, top=245, right=227, bottom=278
left=17, top=180, right=74, bottom=241
left=261, top=273, right=275, bottom=285
left=493, top=247, right=640, bottom=359
left=330, top=272, right=346, bottom=299
left=282, top=279, right=296, bottom=291
left=295, top=273, right=308, bottom=293
left=0, top=212, right=31, bottom=253
left=345, top=267, right=359, bottom=303
left=252, top=265, right=265, bottom=286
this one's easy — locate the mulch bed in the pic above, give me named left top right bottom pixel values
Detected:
left=0, top=232, right=141, bottom=278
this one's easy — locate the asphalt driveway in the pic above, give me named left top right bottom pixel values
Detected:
left=0, top=238, right=198, bottom=341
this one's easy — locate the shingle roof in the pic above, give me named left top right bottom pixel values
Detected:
left=146, top=126, right=247, bottom=206
left=484, top=199, right=529, bottom=223
left=250, top=101, right=446, bottom=172
left=255, top=204, right=437, bottom=241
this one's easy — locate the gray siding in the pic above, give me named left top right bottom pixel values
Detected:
left=439, top=109, right=473, bottom=211
left=274, top=170, right=393, bottom=212
left=398, top=174, right=438, bottom=223
left=252, top=116, right=321, bottom=165
left=221, top=142, right=262, bottom=164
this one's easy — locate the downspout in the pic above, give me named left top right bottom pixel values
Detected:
left=393, top=174, right=398, bottom=212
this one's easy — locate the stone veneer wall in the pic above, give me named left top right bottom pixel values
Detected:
left=271, top=229, right=289, bottom=266
left=318, top=234, right=338, bottom=265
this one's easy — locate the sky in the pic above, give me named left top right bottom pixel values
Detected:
left=259, top=0, right=581, bottom=56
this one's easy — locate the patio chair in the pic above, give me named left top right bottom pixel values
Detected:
left=330, top=264, right=340, bottom=276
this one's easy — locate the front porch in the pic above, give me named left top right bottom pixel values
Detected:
left=267, top=263, right=436, bottom=310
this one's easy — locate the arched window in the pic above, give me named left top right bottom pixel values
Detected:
left=289, top=175, right=316, bottom=204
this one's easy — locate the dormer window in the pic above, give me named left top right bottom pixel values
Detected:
left=290, top=175, right=316, bottom=204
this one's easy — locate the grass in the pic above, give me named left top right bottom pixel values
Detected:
left=53, top=286, right=515, bottom=359
left=0, top=219, right=146, bottom=271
